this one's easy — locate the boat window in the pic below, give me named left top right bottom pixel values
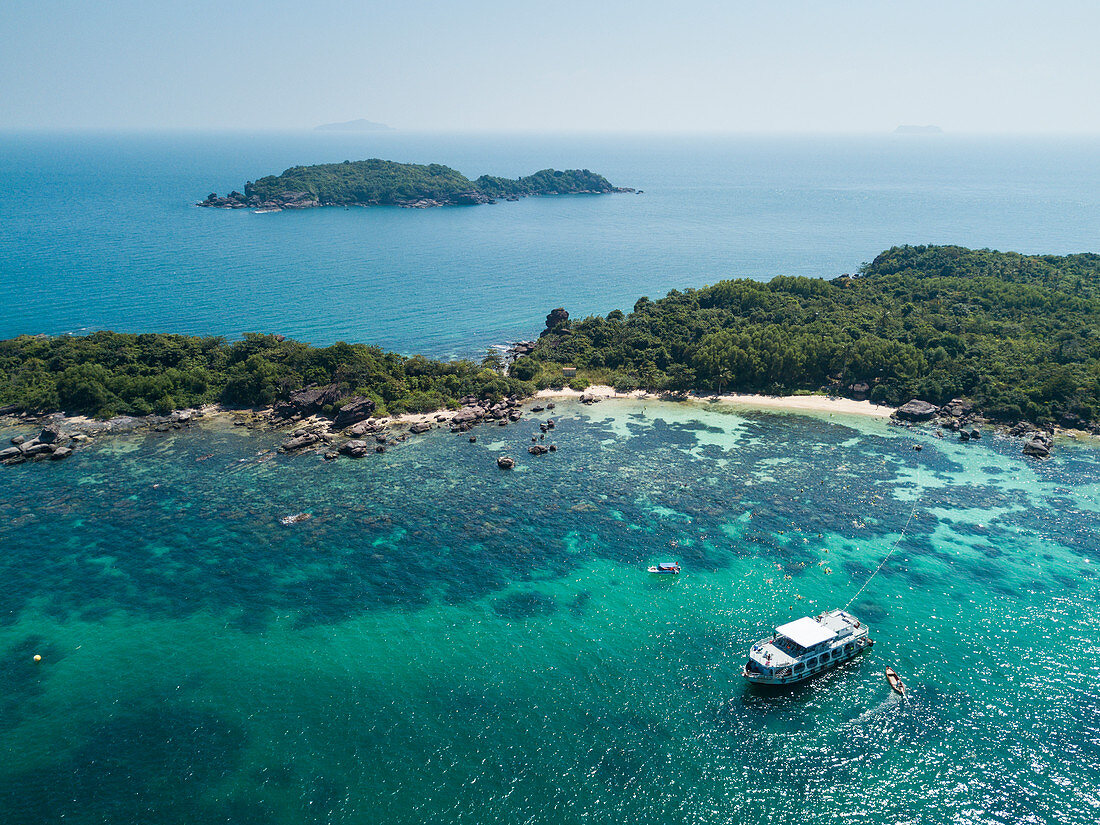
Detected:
left=794, top=663, right=804, bottom=673
left=845, top=644, right=854, bottom=654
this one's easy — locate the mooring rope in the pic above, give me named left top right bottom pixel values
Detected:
left=843, top=463, right=923, bottom=610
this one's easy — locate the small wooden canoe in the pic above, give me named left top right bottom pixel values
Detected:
left=885, top=667, right=906, bottom=696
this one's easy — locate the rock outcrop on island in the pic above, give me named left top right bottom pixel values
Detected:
left=198, top=159, right=633, bottom=211
left=894, top=399, right=939, bottom=421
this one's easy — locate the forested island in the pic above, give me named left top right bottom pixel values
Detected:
left=1, top=246, right=1098, bottom=432
left=198, top=159, right=632, bottom=210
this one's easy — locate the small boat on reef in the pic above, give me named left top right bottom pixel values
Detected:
left=885, top=667, right=906, bottom=696
left=743, top=609, right=872, bottom=685
left=280, top=512, right=312, bottom=526
left=648, top=562, right=681, bottom=575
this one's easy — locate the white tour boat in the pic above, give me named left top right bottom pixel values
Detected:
left=743, top=609, right=872, bottom=685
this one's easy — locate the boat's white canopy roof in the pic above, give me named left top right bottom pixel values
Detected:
left=776, top=616, right=837, bottom=648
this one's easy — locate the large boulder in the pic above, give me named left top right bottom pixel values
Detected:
left=409, top=422, right=432, bottom=435
left=545, top=308, right=569, bottom=330
left=338, top=440, right=372, bottom=458
left=497, top=456, right=515, bottom=470
left=333, top=396, right=376, bottom=429
left=37, top=425, right=65, bottom=444
left=940, top=398, right=974, bottom=419
left=1022, top=433, right=1053, bottom=459
left=528, top=444, right=550, bottom=456
left=894, top=399, right=939, bottom=422
left=347, top=419, right=380, bottom=437
left=50, top=446, right=73, bottom=460
left=273, top=384, right=346, bottom=420
left=279, top=431, right=323, bottom=453
left=452, top=406, right=484, bottom=426
left=1009, top=421, right=1035, bottom=437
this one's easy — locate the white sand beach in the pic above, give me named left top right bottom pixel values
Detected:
left=535, top=385, right=896, bottom=418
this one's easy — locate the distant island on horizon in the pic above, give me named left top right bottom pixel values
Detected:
left=198, top=158, right=634, bottom=211
left=315, top=118, right=394, bottom=132
left=894, top=124, right=944, bottom=135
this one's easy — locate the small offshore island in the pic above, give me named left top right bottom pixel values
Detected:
left=1, top=245, right=1098, bottom=465
left=198, top=158, right=633, bottom=211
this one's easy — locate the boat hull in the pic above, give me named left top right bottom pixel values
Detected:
left=743, top=638, right=872, bottom=685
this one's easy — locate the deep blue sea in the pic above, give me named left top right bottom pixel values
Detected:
left=1, top=133, right=1099, bottom=824
left=2, top=132, right=1100, bottom=356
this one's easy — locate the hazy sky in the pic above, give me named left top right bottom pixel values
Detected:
left=3, top=1, right=1098, bottom=132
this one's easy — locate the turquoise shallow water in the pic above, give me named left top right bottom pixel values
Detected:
left=1, top=401, right=1098, bottom=824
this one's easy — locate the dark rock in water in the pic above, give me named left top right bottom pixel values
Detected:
left=894, top=399, right=939, bottom=421
left=530, top=405, right=545, bottom=413
left=10, top=435, right=25, bottom=446
left=498, top=420, right=508, bottom=426
left=469, top=436, right=477, bottom=443
left=546, top=402, right=555, bottom=410
left=375, top=445, right=386, bottom=453
left=49, top=446, right=73, bottom=460
left=333, top=396, right=376, bottom=429
left=546, top=419, right=555, bottom=429
left=1022, top=434, right=1053, bottom=458
left=375, top=433, right=388, bottom=443
left=959, top=431, right=970, bottom=442
left=548, top=444, right=557, bottom=452
left=409, top=422, right=431, bottom=435
left=528, top=444, right=550, bottom=456
left=914, top=444, right=923, bottom=451
left=22, top=442, right=54, bottom=458
left=279, top=431, right=323, bottom=453
left=323, top=451, right=339, bottom=461
left=347, top=419, right=380, bottom=437
left=0, top=445, right=24, bottom=461
left=1009, top=421, right=1034, bottom=437
left=452, top=407, right=484, bottom=426
left=508, top=409, right=522, bottom=422
left=37, top=425, right=64, bottom=444
left=339, top=440, right=372, bottom=458
left=970, top=429, right=981, bottom=439
left=580, top=394, right=600, bottom=405
left=497, top=456, right=515, bottom=470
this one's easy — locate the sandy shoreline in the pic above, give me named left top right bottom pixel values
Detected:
left=16, top=388, right=896, bottom=436
left=534, top=385, right=896, bottom=418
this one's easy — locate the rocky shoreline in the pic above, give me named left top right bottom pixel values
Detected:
left=888, top=397, right=1091, bottom=458
left=197, top=186, right=635, bottom=212
left=2, top=387, right=1093, bottom=469
left=0, top=382, right=564, bottom=469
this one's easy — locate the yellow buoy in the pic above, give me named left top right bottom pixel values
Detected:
left=33, top=654, right=41, bottom=662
